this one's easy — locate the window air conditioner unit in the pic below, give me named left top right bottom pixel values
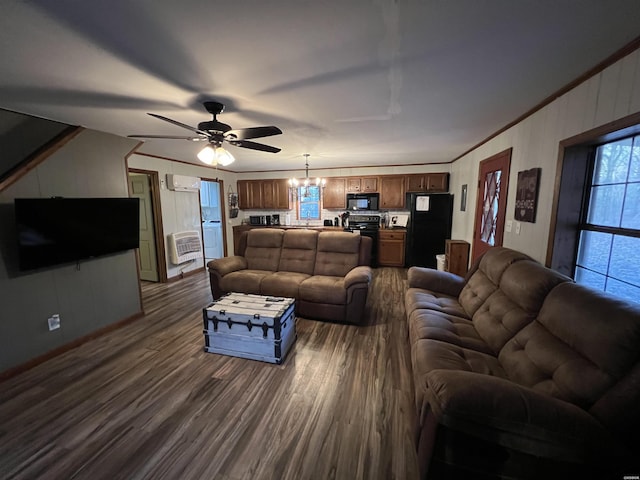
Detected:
left=167, top=174, right=201, bottom=192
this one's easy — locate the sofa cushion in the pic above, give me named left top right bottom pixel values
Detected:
left=500, top=282, right=640, bottom=412
left=244, top=229, right=284, bottom=271
left=406, top=288, right=469, bottom=320
left=472, top=260, right=570, bottom=354
left=260, top=271, right=311, bottom=299
left=219, top=270, right=272, bottom=295
left=299, top=275, right=346, bottom=304
left=278, top=230, right=318, bottom=274
left=409, top=310, right=493, bottom=354
left=313, top=232, right=361, bottom=277
left=412, top=338, right=507, bottom=418
left=458, top=247, right=531, bottom=318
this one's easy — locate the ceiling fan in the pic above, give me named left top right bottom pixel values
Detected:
left=128, top=101, right=282, bottom=165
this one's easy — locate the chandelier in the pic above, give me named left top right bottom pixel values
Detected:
left=197, top=143, right=235, bottom=166
left=288, top=154, right=326, bottom=199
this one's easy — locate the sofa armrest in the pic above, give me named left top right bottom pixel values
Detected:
left=207, top=256, right=247, bottom=276
left=425, top=369, right=621, bottom=461
left=344, top=265, right=372, bottom=289
left=407, top=266, right=465, bottom=297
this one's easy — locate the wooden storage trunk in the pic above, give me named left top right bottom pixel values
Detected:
left=202, top=293, right=296, bottom=364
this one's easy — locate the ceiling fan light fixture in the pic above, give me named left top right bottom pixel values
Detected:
left=197, top=144, right=216, bottom=164
left=197, top=144, right=235, bottom=166
left=215, top=147, right=235, bottom=166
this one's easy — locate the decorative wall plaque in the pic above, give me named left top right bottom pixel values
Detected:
left=515, top=168, right=540, bottom=223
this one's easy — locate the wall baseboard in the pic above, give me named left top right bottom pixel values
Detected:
left=0, top=310, right=145, bottom=383
left=168, top=266, right=205, bottom=283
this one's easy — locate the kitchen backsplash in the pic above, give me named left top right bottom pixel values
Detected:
left=240, top=208, right=408, bottom=226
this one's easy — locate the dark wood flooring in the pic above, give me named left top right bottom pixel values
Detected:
left=0, top=268, right=419, bottom=480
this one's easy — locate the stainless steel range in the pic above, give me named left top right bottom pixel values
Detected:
left=347, top=214, right=380, bottom=267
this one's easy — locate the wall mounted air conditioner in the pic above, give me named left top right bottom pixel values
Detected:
left=167, top=174, right=201, bottom=192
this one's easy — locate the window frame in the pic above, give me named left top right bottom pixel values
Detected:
left=296, top=184, right=322, bottom=221
left=573, top=136, right=640, bottom=298
left=548, top=112, right=640, bottom=278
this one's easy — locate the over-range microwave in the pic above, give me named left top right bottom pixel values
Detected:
left=346, top=193, right=379, bottom=211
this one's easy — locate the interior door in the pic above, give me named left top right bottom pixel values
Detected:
left=129, top=173, right=159, bottom=282
left=472, top=149, right=511, bottom=262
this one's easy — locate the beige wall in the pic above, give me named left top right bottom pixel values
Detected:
left=450, top=47, right=640, bottom=264
left=127, top=154, right=239, bottom=278
left=0, top=129, right=142, bottom=372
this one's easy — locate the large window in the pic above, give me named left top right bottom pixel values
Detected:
left=575, top=135, right=640, bottom=303
left=297, top=185, right=321, bottom=221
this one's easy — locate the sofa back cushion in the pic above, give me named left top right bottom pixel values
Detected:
left=244, top=228, right=284, bottom=271
left=314, top=231, right=361, bottom=276
left=278, top=229, right=318, bottom=274
left=500, top=282, right=640, bottom=424
left=458, top=247, right=532, bottom=319
left=472, top=259, right=570, bottom=353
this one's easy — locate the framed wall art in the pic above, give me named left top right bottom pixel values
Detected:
left=460, top=184, right=468, bottom=211
left=514, top=168, right=541, bottom=223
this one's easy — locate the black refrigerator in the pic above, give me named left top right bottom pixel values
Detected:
left=405, top=193, right=454, bottom=268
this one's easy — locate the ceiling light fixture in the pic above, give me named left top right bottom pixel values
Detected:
left=197, top=144, right=235, bottom=166
left=288, top=154, right=325, bottom=199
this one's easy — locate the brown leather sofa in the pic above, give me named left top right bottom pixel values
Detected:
left=207, top=228, right=372, bottom=324
left=405, top=246, right=640, bottom=479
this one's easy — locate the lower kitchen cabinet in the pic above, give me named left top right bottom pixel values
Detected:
left=378, top=229, right=406, bottom=267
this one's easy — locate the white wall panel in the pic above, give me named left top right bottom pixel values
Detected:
left=614, top=51, right=638, bottom=118
left=451, top=47, right=640, bottom=264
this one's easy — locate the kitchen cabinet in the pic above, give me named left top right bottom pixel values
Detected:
left=406, top=174, right=427, bottom=192
left=406, top=173, right=449, bottom=192
left=378, top=229, right=406, bottom=267
left=445, top=239, right=470, bottom=277
left=323, top=177, right=347, bottom=209
left=238, top=179, right=290, bottom=209
left=346, top=176, right=378, bottom=193
left=237, top=180, right=262, bottom=209
left=426, top=173, right=449, bottom=192
left=262, top=179, right=291, bottom=209
left=379, top=176, right=406, bottom=209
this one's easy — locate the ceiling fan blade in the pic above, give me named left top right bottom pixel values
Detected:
left=148, top=113, right=209, bottom=136
left=224, top=126, right=282, bottom=140
left=229, top=139, right=281, bottom=153
left=128, top=134, right=207, bottom=141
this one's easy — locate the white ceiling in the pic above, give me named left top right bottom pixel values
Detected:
left=1, top=0, right=639, bottom=172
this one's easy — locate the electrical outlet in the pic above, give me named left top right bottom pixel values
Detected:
left=515, top=222, right=521, bottom=235
left=48, top=314, right=61, bottom=331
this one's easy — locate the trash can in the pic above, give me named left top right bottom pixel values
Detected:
left=436, top=254, right=447, bottom=272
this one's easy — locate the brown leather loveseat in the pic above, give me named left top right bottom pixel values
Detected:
left=207, top=228, right=372, bottom=324
left=405, top=246, right=640, bottom=479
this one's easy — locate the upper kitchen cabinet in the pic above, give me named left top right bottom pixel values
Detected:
left=379, top=175, right=406, bottom=209
left=426, top=173, right=449, bottom=192
left=238, top=180, right=262, bottom=209
left=346, top=176, right=378, bottom=193
left=238, top=179, right=291, bottom=209
left=323, top=177, right=347, bottom=209
left=406, top=174, right=427, bottom=192
left=406, top=173, right=449, bottom=192
left=262, top=179, right=291, bottom=209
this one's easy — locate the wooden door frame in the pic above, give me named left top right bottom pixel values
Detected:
left=471, top=148, right=512, bottom=262
left=128, top=168, right=168, bottom=283
left=199, top=176, right=228, bottom=259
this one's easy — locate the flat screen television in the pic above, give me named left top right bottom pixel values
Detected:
left=15, top=197, right=140, bottom=271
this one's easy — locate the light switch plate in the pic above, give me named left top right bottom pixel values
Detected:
left=505, top=220, right=513, bottom=233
